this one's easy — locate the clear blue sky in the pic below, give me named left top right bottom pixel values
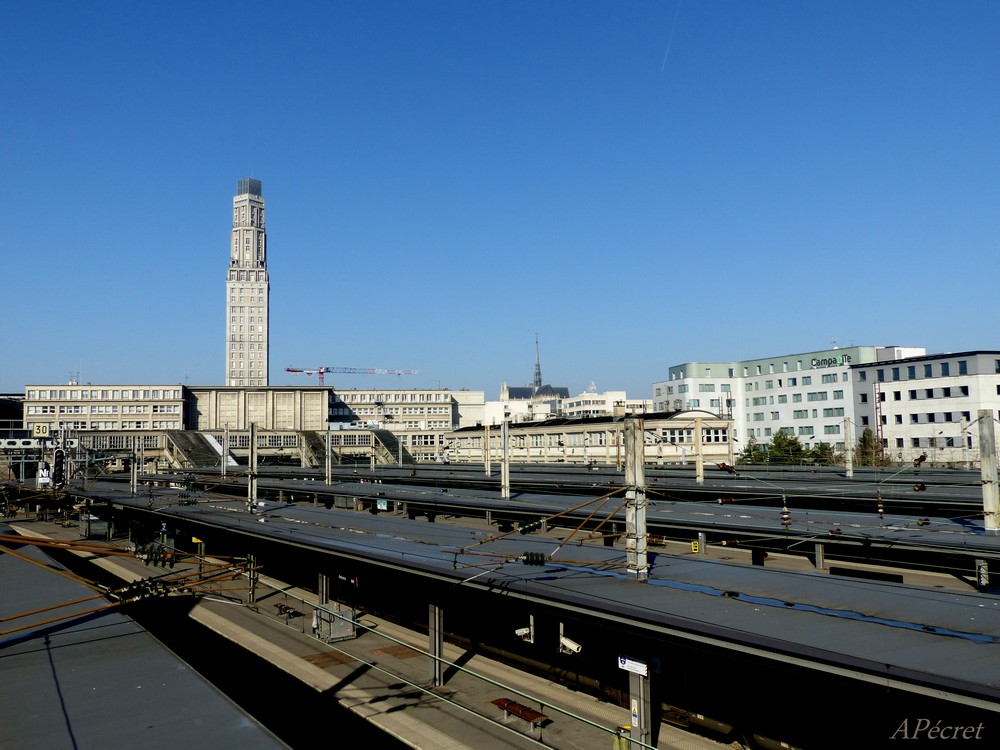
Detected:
left=3, top=1, right=998, bottom=398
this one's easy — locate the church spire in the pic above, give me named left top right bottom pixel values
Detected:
left=533, top=334, right=542, bottom=389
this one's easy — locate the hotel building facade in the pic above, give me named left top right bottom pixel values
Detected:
left=653, top=346, right=925, bottom=453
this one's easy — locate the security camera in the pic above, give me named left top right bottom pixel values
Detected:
left=515, top=627, right=532, bottom=639
left=559, top=635, right=582, bottom=654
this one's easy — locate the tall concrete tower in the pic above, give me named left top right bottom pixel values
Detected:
left=225, top=178, right=270, bottom=386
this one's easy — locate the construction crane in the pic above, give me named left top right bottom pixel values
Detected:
left=285, top=366, right=419, bottom=386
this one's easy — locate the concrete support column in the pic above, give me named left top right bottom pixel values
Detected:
left=844, top=417, right=853, bottom=478
left=325, top=428, right=332, bottom=485
left=694, top=417, right=705, bottom=485
left=814, top=542, right=826, bottom=570
left=429, top=602, right=444, bottom=687
left=697, top=531, right=707, bottom=555
left=500, top=421, right=511, bottom=500
left=978, top=410, right=998, bottom=533
left=484, top=424, right=491, bottom=477
left=247, top=423, right=258, bottom=513
left=624, top=418, right=648, bottom=581
left=976, top=559, right=990, bottom=591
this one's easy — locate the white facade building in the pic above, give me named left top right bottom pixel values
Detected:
left=561, top=391, right=651, bottom=419
left=24, top=385, right=185, bottom=433
left=226, top=178, right=270, bottom=387
left=483, top=390, right=651, bottom=425
left=852, top=351, right=1000, bottom=466
left=654, top=346, right=925, bottom=453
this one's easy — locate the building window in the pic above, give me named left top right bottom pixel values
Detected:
left=958, top=360, right=967, bottom=375
left=802, top=376, right=812, bottom=385
left=858, top=372, right=867, bottom=382
left=892, top=367, right=900, bottom=381
left=941, top=362, right=950, bottom=376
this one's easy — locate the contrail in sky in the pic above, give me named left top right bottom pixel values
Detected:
left=660, top=2, right=681, bottom=73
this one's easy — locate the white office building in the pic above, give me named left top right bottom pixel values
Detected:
left=852, top=351, right=1000, bottom=467
left=226, top=178, right=270, bottom=387
left=653, top=346, right=925, bottom=452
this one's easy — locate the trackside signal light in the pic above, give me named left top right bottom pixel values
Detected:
left=52, top=450, right=66, bottom=488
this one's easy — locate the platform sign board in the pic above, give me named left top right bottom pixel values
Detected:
left=618, top=656, right=648, bottom=677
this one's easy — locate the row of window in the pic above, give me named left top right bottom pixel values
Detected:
left=337, top=393, right=451, bottom=403
left=229, top=270, right=266, bottom=282
left=861, top=361, right=973, bottom=382
left=888, top=436, right=974, bottom=449
left=27, top=389, right=182, bottom=401
left=29, top=420, right=181, bottom=431
left=747, top=391, right=845, bottom=407
left=886, top=412, right=972, bottom=425
left=861, top=386, right=972, bottom=403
